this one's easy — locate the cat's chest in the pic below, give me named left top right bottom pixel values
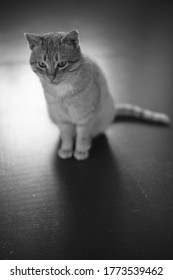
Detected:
left=44, top=81, right=98, bottom=124
left=44, top=82, right=73, bottom=99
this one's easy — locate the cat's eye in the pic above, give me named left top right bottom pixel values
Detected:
left=38, top=62, right=47, bottom=69
left=57, top=61, right=67, bottom=69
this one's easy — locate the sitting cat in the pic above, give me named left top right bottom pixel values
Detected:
left=25, top=30, right=170, bottom=160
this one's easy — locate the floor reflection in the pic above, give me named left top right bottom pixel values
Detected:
left=0, top=63, right=58, bottom=156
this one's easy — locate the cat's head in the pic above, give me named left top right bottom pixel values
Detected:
left=24, top=30, right=81, bottom=84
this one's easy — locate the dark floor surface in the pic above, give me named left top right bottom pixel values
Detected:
left=0, top=0, right=173, bottom=260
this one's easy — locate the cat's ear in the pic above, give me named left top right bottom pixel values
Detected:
left=24, top=33, right=42, bottom=50
left=61, top=30, right=79, bottom=48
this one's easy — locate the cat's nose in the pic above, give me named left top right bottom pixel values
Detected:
left=48, top=73, right=55, bottom=81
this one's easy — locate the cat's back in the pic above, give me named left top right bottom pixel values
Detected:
left=82, top=54, right=106, bottom=80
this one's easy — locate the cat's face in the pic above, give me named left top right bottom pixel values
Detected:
left=25, top=30, right=81, bottom=84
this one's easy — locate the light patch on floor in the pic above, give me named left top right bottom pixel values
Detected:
left=0, top=63, right=58, bottom=156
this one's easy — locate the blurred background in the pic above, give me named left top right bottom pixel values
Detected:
left=0, top=0, right=173, bottom=260
left=1, top=0, right=173, bottom=103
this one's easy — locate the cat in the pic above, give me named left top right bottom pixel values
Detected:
left=25, top=30, right=170, bottom=160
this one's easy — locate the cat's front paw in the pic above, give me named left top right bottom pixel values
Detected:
left=74, top=150, right=89, bottom=160
left=58, top=148, right=73, bottom=159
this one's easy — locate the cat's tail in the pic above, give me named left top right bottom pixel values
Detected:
left=115, top=103, right=170, bottom=125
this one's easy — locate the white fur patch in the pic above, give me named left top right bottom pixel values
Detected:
left=44, top=81, right=74, bottom=101
left=55, top=82, right=73, bottom=96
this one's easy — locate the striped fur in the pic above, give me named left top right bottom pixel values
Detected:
left=115, top=103, right=170, bottom=125
left=25, top=30, right=170, bottom=160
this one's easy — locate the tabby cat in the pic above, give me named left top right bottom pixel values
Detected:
left=25, top=30, right=170, bottom=160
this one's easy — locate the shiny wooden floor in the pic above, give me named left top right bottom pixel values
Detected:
left=0, top=1, right=173, bottom=260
